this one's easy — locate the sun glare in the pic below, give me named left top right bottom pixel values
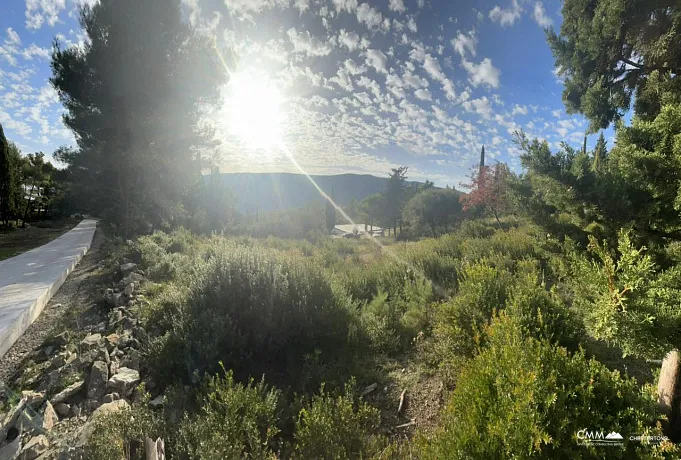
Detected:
left=224, top=70, right=284, bottom=149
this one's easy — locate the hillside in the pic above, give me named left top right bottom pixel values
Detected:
left=212, top=172, right=425, bottom=213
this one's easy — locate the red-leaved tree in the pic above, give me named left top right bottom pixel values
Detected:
left=459, top=163, right=510, bottom=227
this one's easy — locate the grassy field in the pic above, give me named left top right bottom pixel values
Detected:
left=0, top=218, right=81, bottom=261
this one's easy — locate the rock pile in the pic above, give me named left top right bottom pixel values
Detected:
left=0, top=261, right=155, bottom=459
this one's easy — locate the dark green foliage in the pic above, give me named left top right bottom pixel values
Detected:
left=51, top=0, right=226, bottom=236
left=292, top=379, right=382, bottom=460
left=549, top=0, right=681, bottom=130
left=0, top=129, right=23, bottom=226
left=147, top=240, right=360, bottom=391
left=420, top=313, right=673, bottom=459
left=402, top=188, right=462, bottom=237
left=176, top=369, right=281, bottom=460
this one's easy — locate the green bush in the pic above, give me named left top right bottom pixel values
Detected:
left=86, top=397, right=164, bottom=460
left=293, top=379, right=383, bottom=460
left=148, top=241, right=362, bottom=390
left=435, top=261, right=512, bottom=359
left=360, top=274, right=432, bottom=354
left=175, top=369, right=281, bottom=460
left=420, top=313, right=674, bottom=459
left=504, top=260, right=583, bottom=350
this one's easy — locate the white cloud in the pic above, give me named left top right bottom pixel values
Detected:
left=417, top=0, right=425, bottom=7
left=287, top=28, right=334, bottom=56
left=414, top=89, right=432, bottom=101
left=25, top=0, right=67, bottom=30
left=463, top=96, right=493, bottom=119
left=7, top=28, right=20, bottom=45
left=332, top=0, right=358, bottom=13
left=462, top=58, right=500, bottom=88
left=423, top=54, right=447, bottom=82
left=21, top=44, right=50, bottom=60
left=330, top=68, right=354, bottom=91
left=442, top=79, right=457, bottom=101
left=512, top=104, right=528, bottom=116
left=533, top=2, right=553, bottom=27
left=451, top=31, right=476, bottom=58
left=389, top=0, right=406, bottom=13
left=407, top=16, right=417, bottom=33
left=293, top=0, right=310, bottom=13
left=344, top=58, right=366, bottom=75
left=489, top=0, right=522, bottom=27
left=403, top=70, right=428, bottom=89
left=356, top=3, right=384, bottom=31
left=551, top=109, right=562, bottom=118
left=338, top=29, right=367, bottom=51
left=365, top=48, right=389, bottom=74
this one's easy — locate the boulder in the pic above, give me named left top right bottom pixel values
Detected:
left=0, top=435, right=21, bottom=460
left=118, top=272, right=143, bottom=289
left=86, top=361, right=109, bottom=402
left=96, top=347, right=110, bottom=365
left=119, top=263, right=137, bottom=276
left=50, top=332, right=69, bottom=347
left=52, top=402, right=69, bottom=419
left=149, top=395, right=165, bottom=408
left=102, top=393, right=119, bottom=404
left=19, top=435, right=48, bottom=460
left=20, top=391, right=45, bottom=408
left=41, top=402, right=58, bottom=432
left=123, top=282, right=134, bottom=297
left=0, top=399, right=26, bottom=442
left=76, top=400, right=129, bottom=447
left=107, top=368, right=139, bottom=397
left=120, top=349, right=140, bottom=371
left=50, top=380, right=84, bottom=404
left=79, top=334, right=102, bottom=352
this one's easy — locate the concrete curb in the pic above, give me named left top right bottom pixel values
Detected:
left=0, top=219, right=97, bottom=359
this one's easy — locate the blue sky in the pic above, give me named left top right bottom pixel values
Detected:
left=0, top=0, right=613, bottom=186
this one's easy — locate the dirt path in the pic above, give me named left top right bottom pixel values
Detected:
left=0, top=229, right=108, bottom=387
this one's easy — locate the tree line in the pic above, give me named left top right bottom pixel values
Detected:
left=0, top=125, right=72, bottom=226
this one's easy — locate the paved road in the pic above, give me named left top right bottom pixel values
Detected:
left=0, top=220, right=97, bottom=358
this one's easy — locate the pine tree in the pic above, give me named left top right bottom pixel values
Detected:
left=593, top=133, right=607, bottom=172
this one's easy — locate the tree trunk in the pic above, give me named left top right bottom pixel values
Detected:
left=490, top=206, right=502, bottom=229
left=658, top=350, right=681, bottom=439
left=21, top=182, right=36, bottom=227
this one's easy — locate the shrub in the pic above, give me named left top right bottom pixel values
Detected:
left=86, top=397, right=164, bottom=460
left=292, top=379, right=383, bottom=460
left=175, top=369, right=281, bottom=460
left=435, top=261, right=512, bottom=359
left=504, top=260, right=583, bottom=350
left=360, top=274, right=432, bottom=354
left=147, top=241, right=361, bottom=390
left=419, top=313, right=674, bottom=459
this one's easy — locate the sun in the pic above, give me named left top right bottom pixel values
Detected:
left=224, top=70, right=284, bottom=149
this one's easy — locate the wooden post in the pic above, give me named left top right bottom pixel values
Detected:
left=145, top=438, right=165, bottom=460
left=658, top=350, right=681, bottom=439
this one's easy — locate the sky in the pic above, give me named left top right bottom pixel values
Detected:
left=0, top=0, right=614, bottom=186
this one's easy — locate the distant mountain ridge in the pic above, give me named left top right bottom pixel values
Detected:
left=212, top=172, right=423, bottom=213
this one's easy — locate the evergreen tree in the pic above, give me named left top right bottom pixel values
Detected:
left=51, top=0, right=227, bottom=236
left=0, top=125, right=22, bottom=226
left=593, top=132, right=607, bottom=172
left=548, top=0, right=681, bottom=131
